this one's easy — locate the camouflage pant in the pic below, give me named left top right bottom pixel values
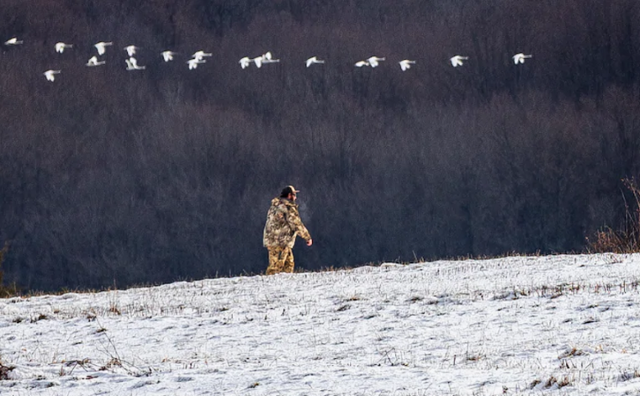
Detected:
left=266, top=246, right=295, bottom=275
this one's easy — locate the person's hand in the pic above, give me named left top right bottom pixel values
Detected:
left=307, top=239, right=313, bottom=246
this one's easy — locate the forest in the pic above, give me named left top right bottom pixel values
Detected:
left=1, top=0, right=639, bottom=291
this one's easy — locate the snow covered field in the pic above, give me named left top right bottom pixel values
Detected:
left=1, top=253, right=640, bottom=395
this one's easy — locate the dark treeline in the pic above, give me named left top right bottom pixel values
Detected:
left=1, top=0, right=640, bottom=291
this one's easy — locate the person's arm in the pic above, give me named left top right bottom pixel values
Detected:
left=286, top=205, right=312, bottom=245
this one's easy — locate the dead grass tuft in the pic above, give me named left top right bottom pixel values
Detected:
left=588, top=178, right=640, bottom=253
left=619, top=370, right=640, bottom=382
left=558, top=347, right=585, bottom=359
left=99, top=357, right=122, bottom=371
left=531, top=375, right=572, bottom=389
left=0, top=360, right=15, bottom=380
left=0, top=241, right=19, bottom=298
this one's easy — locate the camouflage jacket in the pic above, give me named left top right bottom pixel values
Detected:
left=263, top=197, right=311, bottom=249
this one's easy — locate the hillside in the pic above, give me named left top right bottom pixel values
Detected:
left=1, top=254, right=640, bottom=395
left=2, top=0, right=640, bottom=291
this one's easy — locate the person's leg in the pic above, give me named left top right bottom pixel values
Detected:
left=266, top=247, right=285, bottom=275
left=282, top=247, right=295, bottom=273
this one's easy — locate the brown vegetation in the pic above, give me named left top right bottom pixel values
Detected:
left=0, top=359, right=15, bottom=380
left=0, top=242, right=18, bottom=297
left=587, top=178, right=640, bottom=253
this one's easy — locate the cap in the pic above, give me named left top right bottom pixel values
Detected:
left=280, top=185, right=300, bottom=197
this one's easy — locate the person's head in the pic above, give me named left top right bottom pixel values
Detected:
left=280, top=185, right=299, bottom=201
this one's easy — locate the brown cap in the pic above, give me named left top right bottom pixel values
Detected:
left=280, top=185, right=300, bottom=197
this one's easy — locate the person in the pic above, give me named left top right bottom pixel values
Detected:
left=263, top=185, right=313, bottom=275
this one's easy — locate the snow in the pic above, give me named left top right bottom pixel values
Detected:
left=1, top=253, right=640, bottom=395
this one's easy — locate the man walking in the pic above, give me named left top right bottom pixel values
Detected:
left=263, top=185, right=313, bottom=275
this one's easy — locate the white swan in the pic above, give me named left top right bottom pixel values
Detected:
left=399, top=59, right=416, bottom=71
left=512, top=53, right=532, bottom=64
left=187, top=58, right=206, bottom=70
left=4, top=37, right=23, bottom=45
left=161, top=51, right=177, bottom=62
left=450, top=55, right=468, bottom=67
left=305, top=56, right=325, bottom=67
left=125, top=57, right=145, bottom=70
left=239, top=57, right=251, bottom=69
left=43, top=70, right=61, bottom=82
left=261, top=51, right=280, bottom=64
left=192, top=51, right=212, bottom=61
left=124, top=45, right=140, bottom=57
left=366, top=56, right=385, bottom=67
left=251, top=52, right=280, bottom=68
left=354, top=60, right=370, bottom=67
left=86, top=56, right=105, bottom=67
left=94, top=42, right=112, bottom=55
left=55, top=42, right=73, bottom=53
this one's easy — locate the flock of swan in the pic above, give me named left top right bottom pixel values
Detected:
left=3, top=37, right=533, bottom=82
